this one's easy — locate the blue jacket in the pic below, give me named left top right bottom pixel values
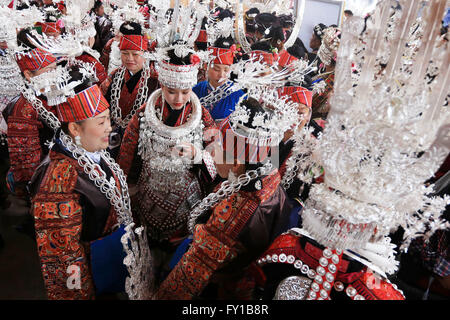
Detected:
left=193, top=80, right=246, bottom=121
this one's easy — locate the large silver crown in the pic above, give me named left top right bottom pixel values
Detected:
left=300, top=0, right=449, bottom=259
left=229, top=89, right=300, bottom=148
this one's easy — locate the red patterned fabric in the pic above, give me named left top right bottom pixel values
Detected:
left=351, top=270, right=405, bottom=300
left=196, top=29, right=207, bottom=43
left=75, top=53, right=107, bottom=85
left=57, top=85, right=109, bottom=122
left=119, top=35, right=148, bottom=51
left=56, top=1, right=65, bottom=12
left=36, top=22, right=61, bottom=35
left=208, top=46, right=236, bottom=66
left=278, top=86, right=313, bottom=108
left=154, top=170, right=281, bottom=300
left=32, top=151, right=119, bottom=300
left=15, top=48, right=56, bottom=73
left=99, top=37, right=114, bottom=71
left=259, top=233, right=405, bottom=300
left=277, top=50, right=299, bottom=68
left=7, top=95, right=54, bottom=185
left=249, top=50, right=278, bottom=65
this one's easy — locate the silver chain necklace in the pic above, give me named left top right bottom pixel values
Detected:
left=199, top=80, right=239, bottom=110
left=23, top=85, right=152, bottom=299
left=23, top=85, right=133, bottom=225
left=281, top=146, right=306, bottom=190
left=138, top=89, right=204, bottom=192
left=109, top=64, right=152, bottom=129
left=58, top=130, right=133, bottom=225
left=22, top=85, right=61, bottom=131
left=188, top=161, right=274, bottom=233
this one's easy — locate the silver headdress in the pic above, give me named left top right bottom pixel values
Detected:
left=110, top=1, right=147, bottom=34
left=0, top=6, right=19, bottom=46
left=233, top=0, right=306, bottom=52
left=63, top=0, right=97, bottom=49
left=228, top=89, right=301, bottom=148
left=317, top=26, right=341, bottom=67
left=207, top=16, right=235, bottom=48
left=0, top=5, right=23, bottom=97
left=148, top=1, right=210, bottom=89
left=14, top=3, right=46, bottom=29
left=153, top=46, right=203, bottom=89
left=296, top=0, right=450, bottom=276
left=26, top=29, right=84, bottom=59
left=231, top=53, right=316, bottom=92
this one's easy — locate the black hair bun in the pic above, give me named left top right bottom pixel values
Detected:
left=68, top=66, right=93, bottom=94
left=119, top=21, right=143, bottom=36
left=255, top=12, right=279, bottom=34
left=263, top=25, right=285, bottom=43
left=287, top=40, right=307, bottom=60
left=213, top=36, right=235, bottom=49
left=250, top=40, right=272, bottom=53
left=17, top=28, right=38, bottom=50
left=166, top=43, right=193, bottom=65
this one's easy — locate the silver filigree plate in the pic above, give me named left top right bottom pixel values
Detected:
left=273, top=276, right=313, bottom=300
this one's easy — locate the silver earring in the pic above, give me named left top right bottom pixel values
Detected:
left=75, top=135, right=81, bottom=147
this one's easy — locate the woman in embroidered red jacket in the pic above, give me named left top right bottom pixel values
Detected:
left=100, top=21, right=158, bottom=158
left=29, top=73, right=127, bottom=300
left=6, top=29, right=59, bottom=198
left=154, top=97, right=293, bottom=300
left=117, top=45, right=218, bottom=285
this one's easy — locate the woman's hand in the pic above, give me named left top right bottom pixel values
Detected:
left=173, top=142, right=197, bottom=161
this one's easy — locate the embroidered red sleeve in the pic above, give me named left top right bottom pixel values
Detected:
left=99, top=38, right=114, bottom=71
left=7, top=98, right=43, bottom=183
left=154, top=195, right=259, bottom=299
left=349, top=270, right=405, bottom=300
left=201, top=106, right=218, bottom=140
left=154, top=223, right=238, bottom=299
left=116, top=106, right=142, bottom=177
left=32, top=159, right=95, bottom=300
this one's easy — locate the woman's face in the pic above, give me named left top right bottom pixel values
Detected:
left=120, top=50, right=145, bottom=74
left=309, top=34, right=321, bottom=51
left=161, top=85, right=192, bottom=110
left=207, top=63, right=231, bottom=88
left=297, top=103, right=311, bottom=129
left=96, top=5, right=105, bottom=17
left=70, top=109, right=112, bottom=152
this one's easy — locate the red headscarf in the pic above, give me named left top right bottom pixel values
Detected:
left=57, top=85, right=110, bottom=122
